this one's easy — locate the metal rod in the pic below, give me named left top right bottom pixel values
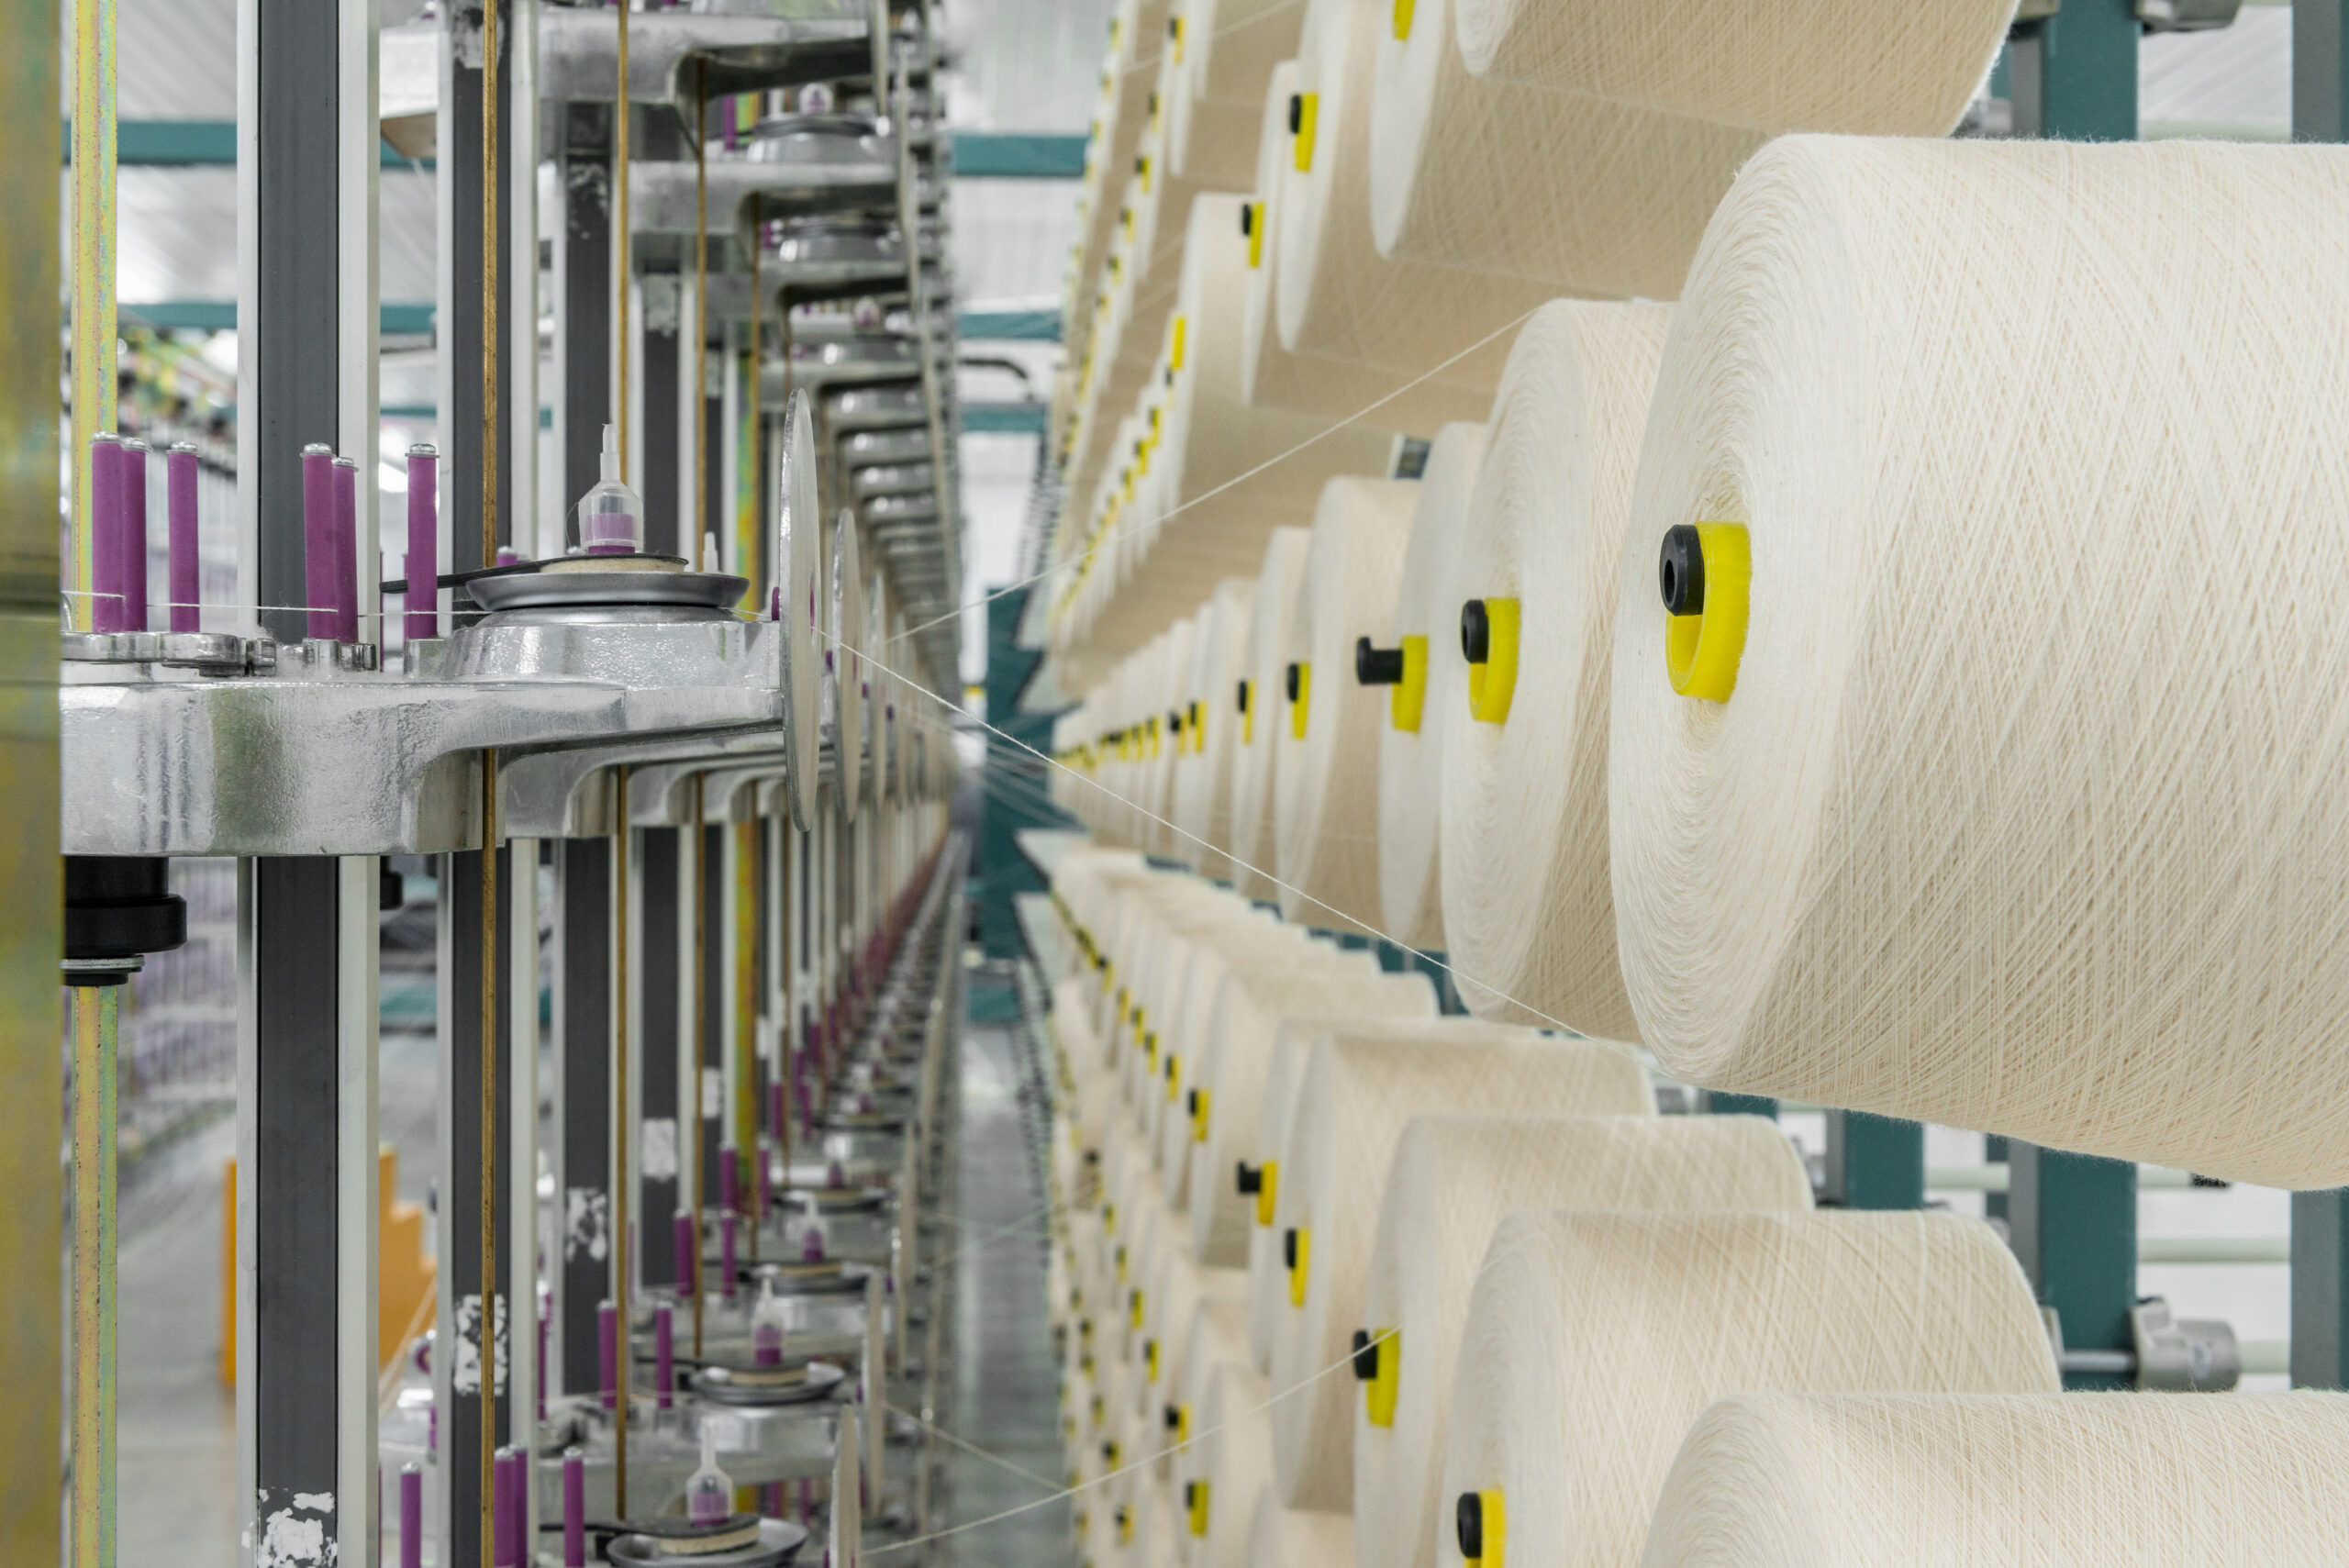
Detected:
left=69, top=0, right=116, bottom=628
left=747, top=195, right=762, bottom=581
left=691, top=773, right=707, bottom=1358
left=482, top=0, right=500, bottom=573
left=694, top=60, right=707, bottom=575
left=70, top=984, right=117, bottom=1568
left=612, top=765, right=632, bottom=1518
left=479, top=756, right=499, bottom=1568
left=615, top=0, right=631, bottom=486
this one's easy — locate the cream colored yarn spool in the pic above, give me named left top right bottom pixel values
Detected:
left=1173, top=1296, right=1252, bottom=1460
left=1641, top=1391, right=2349, bottom=1568
left=1154, top=925, right=1340, bottom=1186
left=1187, top=966, right=1436, bottom=1267
left=1609, top=137, right=2349, bottom=1188
left=1161, top=194, right=1394, bottom=528
left=1368, top=0, right=1763, bottom=297
left=1186, top=0, right=1305, bottom=109
left=1167, top=48, right=1261, bottom=193
left=1182, top=1359, right=1275, bottom=1568
left=1268, top=1029, right=1653, bottom=1510
left=1274, top=478, right=1419, bottom=932
left=1147, top=617, right=1199, bottom=856
left=1376, top=422, right=1486, bottom=948
left=1239, top=64, right=1474, bottom=431
left=1450, top=0, right=2009, bottom=136
left=1354, top=1115, right=1811, bottom=1568
left=1228, top=527, right=1312, bottom=899
left=1139, top=1248, right=1248, bottom=1429
left=1173, top=577, right=1259, bottom=880
left=1439, top=1211, right=2058, bottom=1568
left=1440, top=301, right=1668, bottom=1033
left=1246, top=1496, right=1353, bottom=1568
left=1275, top=0, right=1547, bottom=382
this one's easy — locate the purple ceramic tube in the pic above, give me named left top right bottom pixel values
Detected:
left=399, top=1463, right=423, bottom=1568
left=562, top=1449, right=587, bottom=1567
left=674, top=1212, right=697, bottom=1298
left=88, top=433, right=125, bottom=632
left=331, top=455, right=361, bottom=642
left=598, top=1298, right=618, bottom=1411
left=493, top=1445, right=520, bottom=1566
left=301, top=443, right=336, bottom=639
left=120, top=439, right=150, bottom=630
left=720, top=1213, right=739, bottom=1300
left=654, top=1303, right=674, bottom=1410
left=405, top=444, right=439, bottom=642
left=167, top=442, right=200, bottom=632
left=495, top=545, right=520, bottom=567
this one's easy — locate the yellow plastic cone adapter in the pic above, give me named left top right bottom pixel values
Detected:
left=1661, top=522, right=1750, bottom=702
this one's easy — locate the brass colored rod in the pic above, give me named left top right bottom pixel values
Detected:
left=69, top=0, right=116, bottom=629
left=615, top=0, right=631, bottom=485
left=612, top=766, right=632, bottom=1518
left=70, top=984, right=117, bottom=1568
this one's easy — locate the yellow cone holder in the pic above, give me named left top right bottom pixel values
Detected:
left=1393, top=0, right=1416, bottom=36
left=1188, top=1481, right=1211, bottom=1537
left=1286, top=1226, right=1310, bottom=1307
left=1391, top=634, right=1428, bottom=732
left=1292, top=92, right=1318, bottom=172
left=1364, top=1328, right=1400, bottom=1427
left=1191, top=1087, right=1212, bottom=1142
left=1664, top=523, right=1749, bottom=701
left=1246, top=202, right=1265, bottom=268
left=1241, top=678, right=1255, bottom=743
left=1254, top=1161, right=1278, bottom=1227
left=1466, top=598, right=1520, bottom=725
left=1289, top=662, right=1311, bottom=740
left=1464, top=1490, right=1505, bottom=1568
left=1164, top=1053, right=1181, bottom=1100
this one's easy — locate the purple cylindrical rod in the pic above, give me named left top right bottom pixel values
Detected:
left=493, top=1445, right=520, bottom=1566
left=300, top=443, right=336, bottom=640
left=562, top=1449, right=587, bottom=1567
left=720, top=1213, right=739, bottom=1300
left=495, top=545, right=520, bottom=567
left=674, top=1211, right=697, bottom=1299
left=719, top=1150, right=740, bottom=1214
left=331, top=455, right=360, bottom=642
left=120, top=439, right=150, bottom=630
left=399, top=1463, right=423, bottom=1568
left=405, top=444, right=439, bottom=642
left=167, top=442, right=200, bottom=632
left=654, top=1303, right=674, bottom=1410
left=597, top=1298, right=618, bottom=1411
left=88, top=434, right=125, bottom=632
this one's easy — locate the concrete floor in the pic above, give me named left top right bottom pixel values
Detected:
left=941, top=1018, right=1073, bottom=1568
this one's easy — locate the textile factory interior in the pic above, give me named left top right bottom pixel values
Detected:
left=17, top=0, right=2349, bottom=1564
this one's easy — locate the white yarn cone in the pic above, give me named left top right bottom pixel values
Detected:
left=1266, top=1029, right=1652, bottom=1510
left=1609, top=137, right=2349, bottom=1188
left=1642, top=1392, right=2349, bottom=1568
left=1354, top=1114, right=1811, bottom=1568
left=1439, top=301, right=1669, bottom=1034
left=1438, top=1211, right=2057, bottom=1568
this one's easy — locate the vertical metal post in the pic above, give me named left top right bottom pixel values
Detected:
left=2007, top=1144, right=2136, bottom=1389
left=2297, top=0, right=2349, bottom=140
left=644, top=276, right=683, bottom=559
left=69, top=984, right=117, bottom=1568
left=435, top=844, right=515, bottom=1565
left=700, top=814, right=726, bottom=1277
left=1821, top=1110, right=1925, bottom=1209
left=640, top=826, right=683, bottom=1289
left=556, top=835, right=614, bottom=1400
left=0, top=1, right=64, bottom=1556
left=2291, top=1192, right=2349, bottom=1387
left=68, top=0, right=115, bottom=628
left=559, top=100, right=613, bottom=545
left=447, top=0, right=516, bottom=561
left=2009, top=0, right=2138, bottom=141
left=507, top=837, right=539, bottom=1547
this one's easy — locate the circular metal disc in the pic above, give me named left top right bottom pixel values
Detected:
left=828, top=511, right=866, bottom=821
left=468, top=569, right=747, bottom=613
left=776, top=390, right=822, bottom=832
left=607, top=1518, right=809, bottom=1567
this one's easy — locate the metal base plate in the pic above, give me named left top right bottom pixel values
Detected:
left=468, top=568, right=750, bottom=614
left=690, top=1358, right=847, bottom=1407
left=607, top=1517, right=809, bottom=1566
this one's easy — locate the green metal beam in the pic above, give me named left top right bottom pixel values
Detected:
left=959, top=309, right=1061, bottom=342
left=945, top=130, right=1086, bottom=179
left=122, top=299, right=436, bottom=335
left=962, top=402, right=1046, bottom=434
left=1822, top=1109, right=1924, bottom=1209
left=1698, top=1091, right=1777, bottom=1118
left=68, top=117, right=430, bottom=169
left=2292, top=1191, right=2349, bottom=1386
left=2008, top=1144, right=2136, bottom=1389
left=2298, top=0, right=2349, bottom=139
